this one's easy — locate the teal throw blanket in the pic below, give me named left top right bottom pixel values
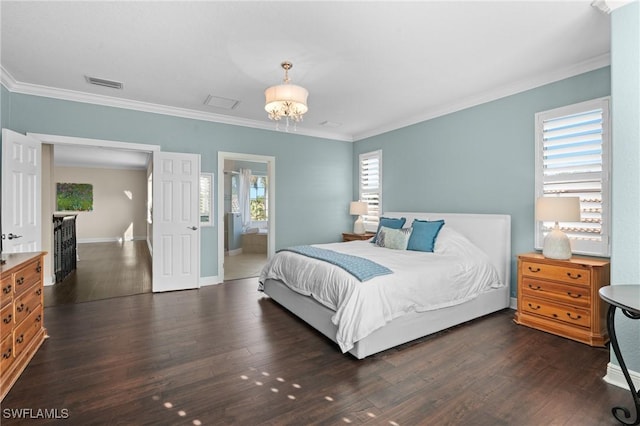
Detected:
left=279, top=245, right=392, bottom=282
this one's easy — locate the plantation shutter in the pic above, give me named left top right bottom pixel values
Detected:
left=535, top=98, right=610, bottom=257
left=359, top=150, right=382, bottom=231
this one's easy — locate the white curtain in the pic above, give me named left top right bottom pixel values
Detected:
left=238, top=168, right=252, bottom=230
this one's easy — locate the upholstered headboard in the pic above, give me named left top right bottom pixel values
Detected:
left=383, top=212, right=511, bottom=287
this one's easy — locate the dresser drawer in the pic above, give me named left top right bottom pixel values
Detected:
left=0, top=334, right=14, bottom=374
left=13, top=305, right=43, bottom=359
left=0, top=276, right=12, bottom=307
left=521, top=278, right=591, bottom=308
left=14, top=284, right=42, bottom=325
left=0, top=303, right=13, bottom=340
left=522, top=296, right=590, bottom=328
left=13, top=259, right=42, bottom=297
left=521, top=261, right=590, bottom=286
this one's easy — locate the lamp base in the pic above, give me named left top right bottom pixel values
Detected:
left=542, top=227, right=572, bottom=260
left=353, top=216, right=365, bottom=235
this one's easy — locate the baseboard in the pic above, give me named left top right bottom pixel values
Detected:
left=509, top=296, right=517, bottom=310
left=604, top=362, right=640, bottom=391
left=78, top=236, right=147, bottom=244
left=200, top=275, right=223, bottom=287
left=44, top=274, right=55, bottom=286
left=226, top=248, right=243, bottom=256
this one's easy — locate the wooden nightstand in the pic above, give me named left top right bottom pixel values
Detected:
left=342, top=232, right=375, bottom=242
left=514, top=252, right=610, bottom=347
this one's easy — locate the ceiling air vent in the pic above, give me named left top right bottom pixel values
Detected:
left=85, top=76, right=124, bottom=90
left=204, top=95, right=240, bottom=110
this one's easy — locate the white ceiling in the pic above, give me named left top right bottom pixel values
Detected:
left=1, top=1, right=614, bottom=167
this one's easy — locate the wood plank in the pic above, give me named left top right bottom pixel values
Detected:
left=2, top=277, right=630, bottom=425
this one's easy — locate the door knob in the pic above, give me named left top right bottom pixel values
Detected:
left=7, top=233, right=23, bottom=240
left=187, top=226, right=198, bottom=231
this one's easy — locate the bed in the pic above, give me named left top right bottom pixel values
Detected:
left=259, top=212, right=511, bottom=359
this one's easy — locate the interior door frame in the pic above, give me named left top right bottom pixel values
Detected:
left=217, top=152, right=276, bottom=282
left=27, top=133, right=161, bottom=286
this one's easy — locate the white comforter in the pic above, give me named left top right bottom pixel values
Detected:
left=258, top=226, right=503, bottom=353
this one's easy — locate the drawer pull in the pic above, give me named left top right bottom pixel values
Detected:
left=16, top=303, right=25, bottom=313
left=16, top=334, right=24, bottom=344
left=528, top=303, right=541, bottom=310
left=528, top=266, right=541, bottom=273
left=2, top=348, right=12, bottom=359
left=2, top=285, right=10, bottom=294
left=567, top=292, right=582, bottom=299
left=566, top=272, right=582, bottom=280
left=35, top=264, right=42, bottom=273
left=16, top=276, right=24, bottom=285
left=528, top=284, right=542, bottom=291
left=2, top=314, right=12, bottom=324
left=567, top=313, right=582, bottom=321
left=36, top=289, right=42, bottom=296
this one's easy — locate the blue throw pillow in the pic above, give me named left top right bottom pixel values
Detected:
left=407, top=219, right=445, bottom=252
left=371, top=217, right=406, bottom=244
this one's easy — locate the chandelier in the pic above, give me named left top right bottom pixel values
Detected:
left=264, top=61, right=308, bottom=131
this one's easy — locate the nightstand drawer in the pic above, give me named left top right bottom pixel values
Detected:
left=521, top=261, right=590, bottom=286
left=521, top=278, right=591, bottom=308
left=522, top=296, right=590, bottom=328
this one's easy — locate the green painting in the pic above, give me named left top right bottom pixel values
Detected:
left=57, top=183, right=93, bottom=211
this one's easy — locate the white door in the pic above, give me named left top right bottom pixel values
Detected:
left=1, top=129, right=41, bottom=253
left=152, top=151, right=200, bottom=292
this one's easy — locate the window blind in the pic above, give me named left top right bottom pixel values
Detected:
left=359, top=150, right=382, bottom=230
left=535, top=98, right=610, bottom=257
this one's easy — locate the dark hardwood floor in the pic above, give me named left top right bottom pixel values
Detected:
left=43, top=241, right=152, bottom=307
left=3, top=278, right=631, bottom=425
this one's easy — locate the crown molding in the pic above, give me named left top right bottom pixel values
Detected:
left=353, top=53, right=612, bottom=141
left=2, top=53, right=611, bottom=144
left=0, top=65, right=352, bottom=142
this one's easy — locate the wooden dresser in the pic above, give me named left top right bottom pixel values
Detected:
left=514, top=253, right=610, bottom=347
left=1, top=252, right=47, bottom=401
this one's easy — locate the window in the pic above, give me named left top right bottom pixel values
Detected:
left=199, top=173, right=213, bottom=227
left=359, top=150, right=382, bottom=232
left=535, top=97, right=611, bottom=257
left=147, top=174, right=152, bottom=224
left=250, top=175, right=268, bottom=220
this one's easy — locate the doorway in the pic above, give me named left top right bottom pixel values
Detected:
left=218, top=152, right=275, bottom=281
left=2, top=130, right=201, bottom=305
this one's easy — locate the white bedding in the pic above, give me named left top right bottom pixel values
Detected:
left=258, top=225, right=503, bottom=353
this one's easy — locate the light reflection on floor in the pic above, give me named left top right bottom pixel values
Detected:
left=151, top=366, right=401, bottom=425
left=238, top=367, right=401, bottom=425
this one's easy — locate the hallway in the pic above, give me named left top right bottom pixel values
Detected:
left=44, top=240, right=151, bottom=307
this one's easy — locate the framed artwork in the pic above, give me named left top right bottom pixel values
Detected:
left=56, top=183, right=93, bottom=211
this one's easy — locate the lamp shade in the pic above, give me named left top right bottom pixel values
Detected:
left=264, top=84, right=309, bottom=113
left=349, top=201, right=368, bottom=216
left=536, top=197, right=581, bottom=222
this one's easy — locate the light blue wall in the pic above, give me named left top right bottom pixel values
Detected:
left=610, top=1, right=640, bottom=373
left=2, top=91, right=354, bottom=279
left=353, top=67, right=611, bottom=296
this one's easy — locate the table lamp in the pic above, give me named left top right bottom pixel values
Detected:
left=349, top=201, right=368, bottom=235
left=536, top=196, right=581, bottom=260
